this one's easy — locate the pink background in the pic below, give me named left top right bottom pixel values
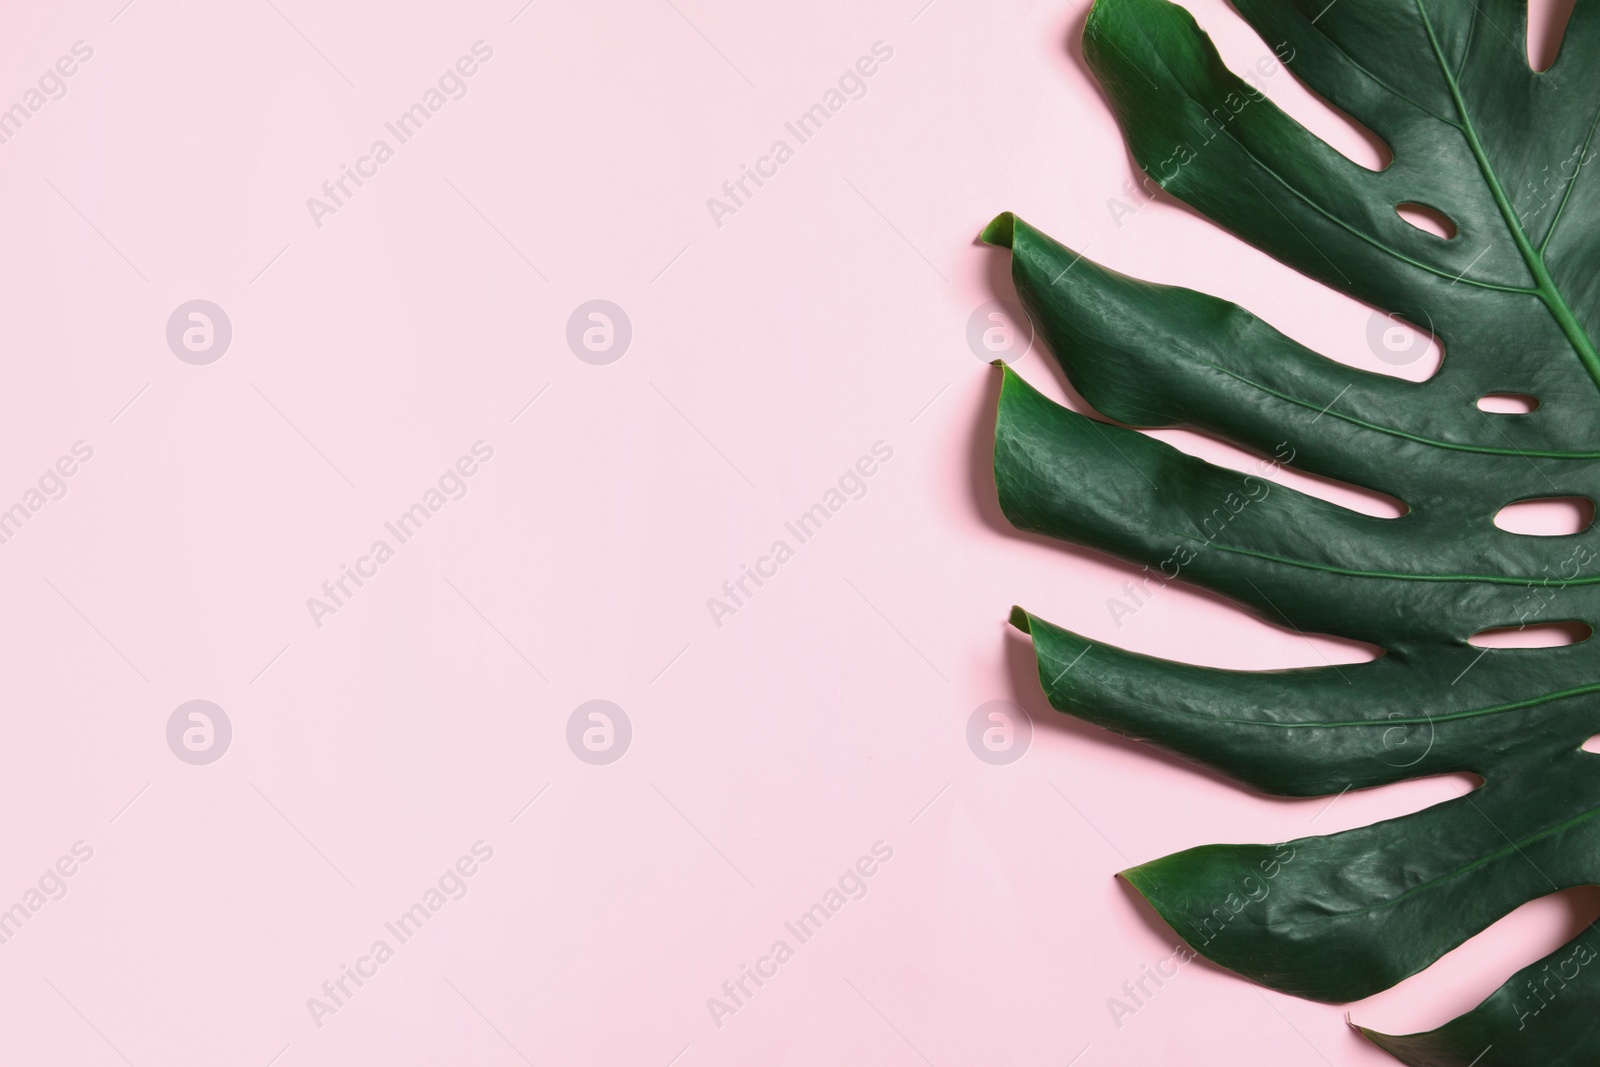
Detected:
left=0, top=0, right=1586, bottom=1064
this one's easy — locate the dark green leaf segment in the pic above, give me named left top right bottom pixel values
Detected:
left=989, top=0, right=1600, bottom=1062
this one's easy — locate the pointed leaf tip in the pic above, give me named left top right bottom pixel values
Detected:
left=984, top=0, right=1600, bottom=1050
left=1083, top=0, right=1113, bottom=34
left=1354, top=1024, right=1403, bottom=1059
left=980, top=212, right=1016, bottom=248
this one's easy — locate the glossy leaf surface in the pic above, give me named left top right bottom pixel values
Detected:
left=989, top=0, right=1600, bottom=1061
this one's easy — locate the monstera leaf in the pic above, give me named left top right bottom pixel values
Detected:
left=987, top=0, right=1600, bottom=1062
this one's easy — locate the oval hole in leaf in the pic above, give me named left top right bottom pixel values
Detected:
left=1477, top=393, right=1539, bottom=413
left=1493, top=496, right=1594, bottom=535
left=1529, top=0, right=1578, bottom=71
left=1468, top=621, right=1592, bottom=648
left=1396, top=202, right=1458, bottom=239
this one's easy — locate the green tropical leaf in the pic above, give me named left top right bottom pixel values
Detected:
left=986, top=0, right=1600, bottom=1062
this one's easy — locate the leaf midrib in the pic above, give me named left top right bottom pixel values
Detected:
left=1537, top=95, right=1600, bottom=253
left=1135, top=797, right=1600, bottom=931
left=1288, top=799, right=1598, bottom=924
left=1197, top=359, right=1600, bottom=459
left=1082, top=679, right=1600, bottom=729
left=1415, top=0, right=1600, bottom=390
left=1204, top=539, right=1600, bottom=585
left=1199, top=91, right=1534, bottom=294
